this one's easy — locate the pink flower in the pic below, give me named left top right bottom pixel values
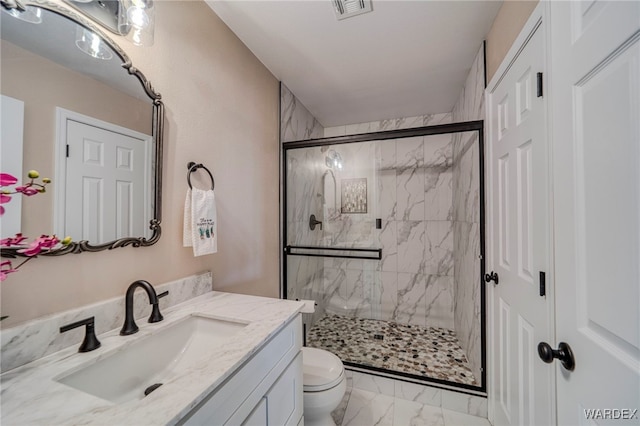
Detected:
left=0, top=173, right=18, bottom=187
left=0, top=194, right=11, bottom=216
left=17, top=235, right=60, bottom=257
left=0, top=233, right=28, bottom=247
left=15, top=186, right=39, bottom=196
left=0, top=261, right=18, bottom=282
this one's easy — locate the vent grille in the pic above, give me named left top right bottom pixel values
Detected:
left=333, top=0, right=373, bottom=20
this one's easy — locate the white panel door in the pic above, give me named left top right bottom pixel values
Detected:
left=550, top=1, right=640, bottom=424
left=65, top=120, right=148, bottom=243
left=487, top=15, right=553, bottom=426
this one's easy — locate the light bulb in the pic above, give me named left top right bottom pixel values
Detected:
left=3, top=5, right=42, bottom=24
left=75, top=27, right=113, bottom=60
left=132, top=28, right=142, bottom=45
left=127, top=6, right=149, bottom=28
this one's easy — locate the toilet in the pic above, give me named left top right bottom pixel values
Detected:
left=302, top=346, right=347, bottom=426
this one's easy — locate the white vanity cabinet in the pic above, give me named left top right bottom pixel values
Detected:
left=179, top=314, right=303, bottom=426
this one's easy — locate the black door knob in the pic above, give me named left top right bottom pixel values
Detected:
left=309, top=214, right=323, bottom=231
left=537, top=341, right=575, bottom=371
left=485, top=271, right=499, bottom=284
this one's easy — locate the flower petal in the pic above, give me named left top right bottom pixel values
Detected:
left=0, top=173, right=18, bottom=187
left=0, top=260, right=18, bottom=281
left=0, top=269, right=18, bottom=281
left=1, top=233, right=28, bottom=246
left=17, top=246, right=42, bottom=256
left=15, top=186, right=39, bottom=196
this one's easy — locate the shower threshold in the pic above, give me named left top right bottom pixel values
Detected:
left=307, top=313, right=478, bottom=387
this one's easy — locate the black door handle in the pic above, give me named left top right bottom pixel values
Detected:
left=485, top=271, right=499, bottom=285
left=309, top=214, right=323, bottom=231
left=537, top=341, right=575, bottom=371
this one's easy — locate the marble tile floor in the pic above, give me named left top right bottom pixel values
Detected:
left=332, top=386, right=491, bottom=426
left=307, top=314, right=478, bottom=386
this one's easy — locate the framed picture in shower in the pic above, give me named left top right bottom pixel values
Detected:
left=341, top=178, right=367, bottom=214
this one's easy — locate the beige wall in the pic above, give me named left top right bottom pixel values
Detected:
left=1, top=0, right=281, bottom=326
left=1, top=40, right=151, bottom=236
left=485, top=0, right=539, bottom=83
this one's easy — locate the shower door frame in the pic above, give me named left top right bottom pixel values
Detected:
left=282, top=120, right=487, bottom=394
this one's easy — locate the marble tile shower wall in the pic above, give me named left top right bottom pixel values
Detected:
left=320, top=141, right=377, bottom=248
left=322, top=112, right=460, bottom=331
left=320, top=141, right=378, bottom=320
left=324, top=113, right=452, bottom=138
left=322, top=133, right=457, bottom=331
left=381, top=134, right=456, bottom=330
left=281, top=84, right=325, bottom=326
left=451, top=44, right=486, bottom=384
left=280, top=83, right=324, bottom=143
left=286, top=147, right=327, bottom=326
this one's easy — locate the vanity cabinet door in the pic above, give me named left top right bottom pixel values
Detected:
left=266, top=352, right=303, bottom=426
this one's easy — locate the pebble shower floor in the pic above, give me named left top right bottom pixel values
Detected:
left=307, top=314, right=477, bottom=386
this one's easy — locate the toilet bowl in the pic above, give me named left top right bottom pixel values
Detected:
left=302, top=347, right=347, bottom=426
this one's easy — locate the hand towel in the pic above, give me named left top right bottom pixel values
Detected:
left=190, top=188, right=217, bottom=256
left=183, top=188, right=193, bottom=247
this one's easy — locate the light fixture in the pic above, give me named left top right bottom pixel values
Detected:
left=64, top=0, right=120, bottom=33
left=75, top=26, right=113, bottom=60
left=2, top=4, right=42, bottom=24
left=118, top=0, right=154, bottom=47
left=63, top=0, right=155, bottom=47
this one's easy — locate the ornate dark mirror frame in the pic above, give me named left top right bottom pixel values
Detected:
left=0, top=0, right=164, bottom=258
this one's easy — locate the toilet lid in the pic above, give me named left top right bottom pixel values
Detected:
left=302, top=347, right=345, bottom=392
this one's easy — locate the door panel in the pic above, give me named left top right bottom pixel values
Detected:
left=81, top=176, right=103, bottom=243
left=551, top=1, right=640, bottom=423
left=498, top=154, right=511, bottom=269
left=517, top=140, right=533, bottom=283
left=517, top=315, right=535, bottom=426
left=498, top=297, right=511, bottom=422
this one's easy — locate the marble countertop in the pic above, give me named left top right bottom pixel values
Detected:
left=1, top=292, right=303, bottom=425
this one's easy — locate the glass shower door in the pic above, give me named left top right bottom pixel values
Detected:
left=283, top=124, right=485, bottom=391
left=284, top=142, right=383, bottom=329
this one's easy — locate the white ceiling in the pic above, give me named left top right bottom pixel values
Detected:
left=206, top=0, right=502, bottom=127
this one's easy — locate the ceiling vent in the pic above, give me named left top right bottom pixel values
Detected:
left=332, top=0, right=373, bottom=21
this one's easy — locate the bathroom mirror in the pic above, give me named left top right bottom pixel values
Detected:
left=0, top=0, right=164, bottom=257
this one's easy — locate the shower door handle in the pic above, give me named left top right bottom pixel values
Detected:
left=309, top=214, right=323, bottom=231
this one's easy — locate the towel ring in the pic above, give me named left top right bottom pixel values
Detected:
left=187, top=162, right=215, bottom=190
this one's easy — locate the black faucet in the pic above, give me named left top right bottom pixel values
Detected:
left=60, top=316, right=101, bottom=352
left=120, top=280, right=168, bottom=336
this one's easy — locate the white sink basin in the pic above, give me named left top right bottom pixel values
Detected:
left=56, top=315, right=247, bottom=404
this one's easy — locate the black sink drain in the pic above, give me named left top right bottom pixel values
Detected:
left=144, top=383, right=163, bottom=396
